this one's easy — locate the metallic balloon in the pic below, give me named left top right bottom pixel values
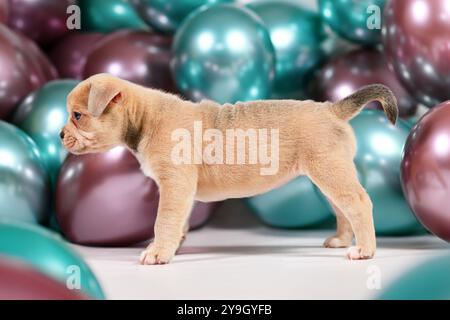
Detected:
left=56, top=147, right=217, bottom=246
left=379, top=255, right=450, bottom=300
left=12, top=80, right=79, bottom=186
left=351, top=110, right=424, bottom=235
left=0, top=0, right=8, bottom=24
left=0, top=121, right=50, bottom=224
left=248, top=1, right=326, bottom=99
left=83, top=30, right=176, bottom=92
left=0, top=221, right=105, bottom=299
left=79, top=0, right=149, bottom=33
left=0, top=25, right=57, bottom=119
left=246, top=176, right=334, bottom=228
left=401, top=101, right=450, bottom=242
left=0, top=258, right=88, bottom=300
left=133, top=0, right=234, bottom=33
left=319, top=0, right=386, bottom=45
left=49, top=33, right=104, bottom=79
left=171, top=4, right=275, bottom=103
left=7, top=0, right=76, bottom=45
left=311, top=49, right=418, bottom=118
left=383, top=0, right=450, bottom=107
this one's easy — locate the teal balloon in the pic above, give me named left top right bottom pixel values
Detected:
left=172, top=4, right=275, bottom=103
left=379, top=254, right=450, bottom=300
left=79, top=0, right=149, bottom=33
left=351, top=110, right=425, bottom=235
left=0, top=121, right=50, bottom=224
left=134, top=0, right=234, bottom=33
left=248, top=1, right=327, bottom=99
left=12, top=80, right=79, bottom=186
left=319, top=0, right=386, bottom=45
left=0, top=221, right=105, bottom=299
left=246, top=176, right=334, bottom=228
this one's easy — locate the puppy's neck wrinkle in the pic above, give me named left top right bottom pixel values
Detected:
left=124, top=119, right=142, bottom=152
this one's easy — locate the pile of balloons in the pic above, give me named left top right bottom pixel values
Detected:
left=1, top=0, right=450, bottom=298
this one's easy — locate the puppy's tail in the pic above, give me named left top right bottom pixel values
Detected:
left=331, top=84, right=398, bottom=125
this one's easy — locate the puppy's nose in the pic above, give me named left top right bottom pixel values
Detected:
left=59, top=130, right=65, bottom=139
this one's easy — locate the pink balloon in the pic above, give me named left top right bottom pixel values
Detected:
left=402, top=101, right=450, bottom=242
left=49, top=32, right=104, bottom=79
left=0, top=25, right=57, bottom=119
left=7, top=0, right=77, bottom=45
left=0, top=258, right=88, bottom=300
left=56, top=147, right=217, bottom=246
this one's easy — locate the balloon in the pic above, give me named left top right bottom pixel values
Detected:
left=172, top=4, right=275, bottom=103
left=383, top=0, right=450, bottom=107
left=0, top=121, right=50, bottom=224
left=12, top=80, right=79, bottom=186
left=351, top=110, right=424, bottom=235
left=0, top=221, right=105, bottom=299
left=7, top=0, right=76, bottom=45
left=83, top=30, right=176, bottom=92
left=248, top=1, right=326, bottom=99
left=246, top=176, right=333, bottom=228
left=0, top=258, right=88, bottom=300
left=318, top=0, right=386, bottom=45
left=133, top=0, right=234, bottom=33
left=0, top=0, right=8, bottom=24
left=379, top=255, right=450, bottom=300
left=0, top=25, right=56, bottom=119
left=79, top=0, right=148, bottom=33
left=311, top=49, right=418, bottom=118
left=49, top=33, right=104, bottom=79
left=401, top=101, right=450, bottom=242
left=56, top=147, right=218, bottom=246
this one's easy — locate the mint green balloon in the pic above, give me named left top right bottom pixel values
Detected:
left=379, top=255, right=450, bottom=300
left=0, top=222, right=105, bottom=299
left=351, top=110, right=425, bottom=235
left=172, top=4, right=275, bottom=103
left=319, top=0, right=386, bottom=45
left=248, top=1, right=326, bottom=99
left=0, top=121, right=50, bottom=224
left=79, top=0, right=148, bottom=33
left=246, top=176, right=334, bottom=228
left=134, top=0, right=234, bottom=33
left=12, top=80, right=79, bottom=186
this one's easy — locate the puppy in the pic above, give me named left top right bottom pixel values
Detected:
left=61, top=73, right=398, bottom=264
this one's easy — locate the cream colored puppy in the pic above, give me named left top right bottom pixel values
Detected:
left=61, top=73, right=398, bottom=264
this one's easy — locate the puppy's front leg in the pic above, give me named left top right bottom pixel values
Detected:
left=140, top=177, right=196, bottom=265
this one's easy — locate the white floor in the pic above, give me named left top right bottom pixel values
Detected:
left=74, top=200, right=450, bottom=300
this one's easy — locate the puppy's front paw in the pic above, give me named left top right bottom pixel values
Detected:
left=323, top=235, right=352, bottom=248
left=139, top=245, right=176, bottom=265
left=346, top=246, right=375, bottom=260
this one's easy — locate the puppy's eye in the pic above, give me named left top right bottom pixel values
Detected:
left=73, top=112, right=82, bottom=121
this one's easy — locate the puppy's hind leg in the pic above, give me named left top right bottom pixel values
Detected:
left=307, top=158, right=376, bottom=260
left=323, top=200, right=354, bottom=248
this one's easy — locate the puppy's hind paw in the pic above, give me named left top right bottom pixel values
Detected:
left=346, top=246, right=375, bottom=260
left=323, top=235, right=352, bottom=248
left=139, top=245, right=176, bottom=265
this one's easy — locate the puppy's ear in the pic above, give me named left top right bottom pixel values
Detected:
left=87, top=80, right=121, bottom=117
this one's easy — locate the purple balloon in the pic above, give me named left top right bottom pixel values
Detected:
left=383, top=0, right=450, bottom=107
left=0, top=258, right=87, bottom=300
left=310, top=48, right=418, bottom=118
left=0, top=25, right=57, bottom=119
left=83, top=30, right=176, bottom=92
left=7, top=0, right=76, bottom=45
left=56, top=147, right=217, bottom=246
left=49, top=32, right=104, bottom=79
left=402, top=101, right=450, bottom=242
left=0, top=0, right=8, bottom=24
